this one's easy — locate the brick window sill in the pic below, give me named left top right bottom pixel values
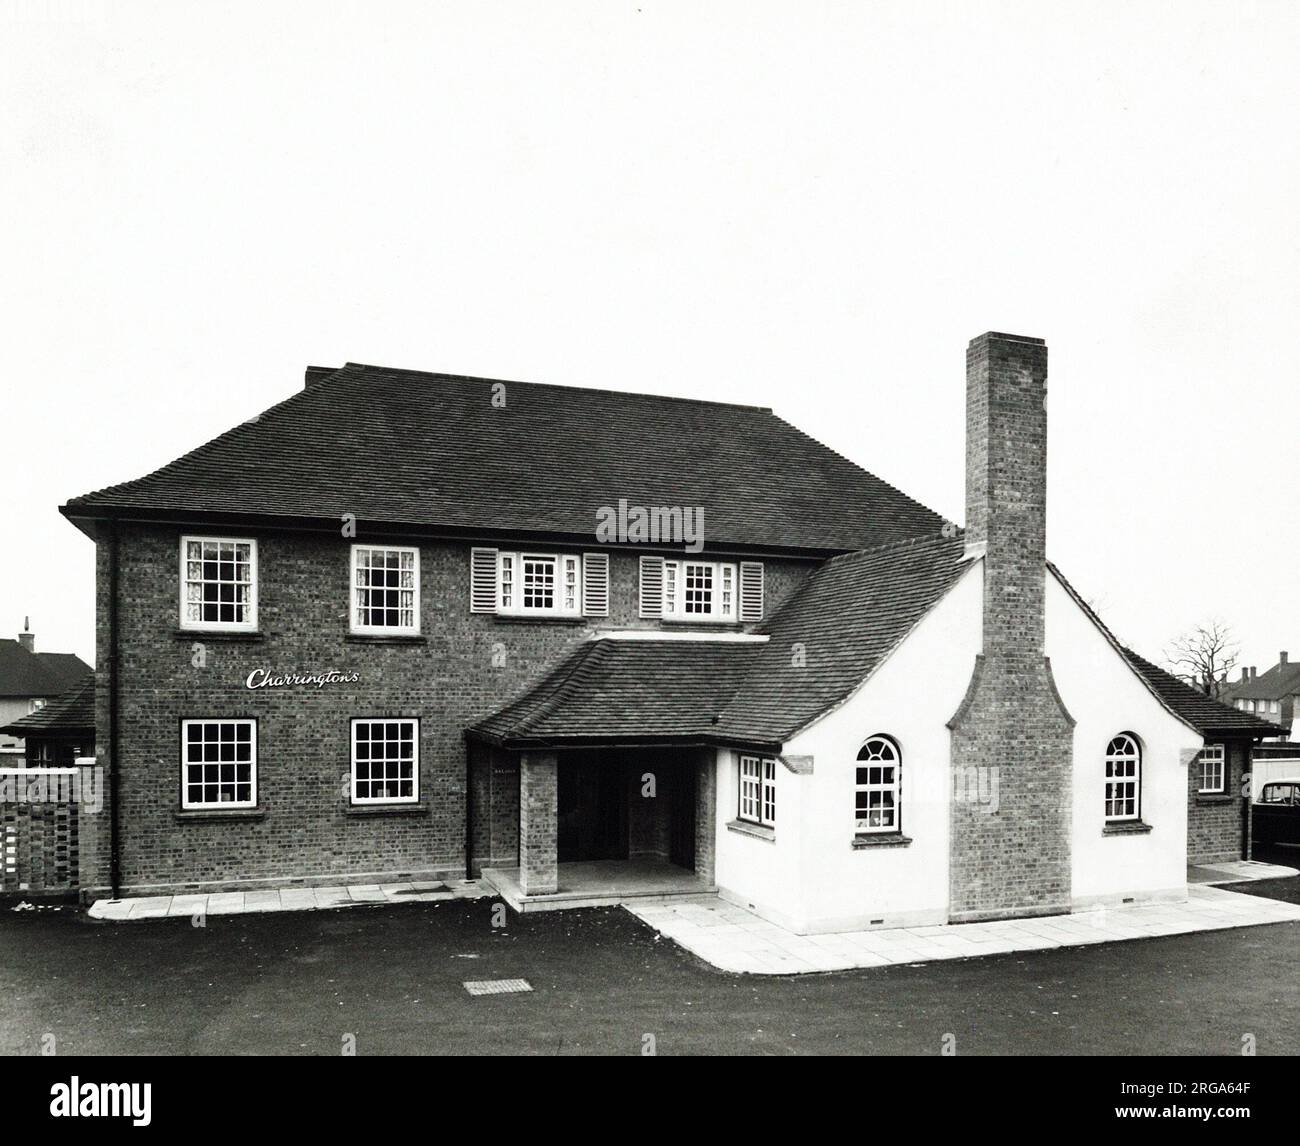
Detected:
left=343, top=633, right=427, bottom=646
left=1195, top=793, right=1234, bottom=805
left=175, top=808, right=266, bottom=823
left=726, top=818, right=775, bottom=842
left=852, top=832, right=912, bottom=849
left=173, top=630, right=265, bottom=643
left=343, top=801, right=429, bottom=817
left=1103, top=820, right=1153, bottom=835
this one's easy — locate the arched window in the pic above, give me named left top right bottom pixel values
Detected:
left=1104, top=733, right=1141, bottom=822
left=856, top=735, right=900, bottom=834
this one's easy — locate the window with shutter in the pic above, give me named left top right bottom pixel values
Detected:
left=582, top=552, right=610, bottom=617
left=492, top=551, right=583, bottom=617
left=653, top=558, right=739, bottom=623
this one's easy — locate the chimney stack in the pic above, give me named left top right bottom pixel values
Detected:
left=1251, top=666, right=1258, bottom=680
left=1281, top=651, right=1288, bottom=666
left=949, top=332, right=1071, bottom=923
left=1242, top=667, right=1250, bottom=683
left=17, top=617, right=33, bottom=653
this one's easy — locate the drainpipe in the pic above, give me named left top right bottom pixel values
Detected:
left=108, top=519, right=121, bottom=899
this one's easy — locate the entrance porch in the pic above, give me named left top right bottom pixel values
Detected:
left=468, top=745, right=718, bottom=912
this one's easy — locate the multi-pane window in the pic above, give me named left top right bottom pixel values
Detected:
left=738, top=754, right=776, bottom=827
left=1104, top=733, right=1141, bottom=821
left=1197, top=743, right=1226, bottom=794
left=181, top=537, right=257, bottom=630
left=664, top=561, right=736, bottom=622
left=497, top=552, right=581, bottom=617
left=181, top=719, right=256, bottom=809
left=351, top=719, right=419, bottom=804
left=351, top=546, right=419, bottom=634
left=856, top=735, right=901, bottom=833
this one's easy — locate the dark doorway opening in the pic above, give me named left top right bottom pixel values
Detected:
left=668, top=757, right=697, bottom=869
left=558, top=759, right=628, bottom=862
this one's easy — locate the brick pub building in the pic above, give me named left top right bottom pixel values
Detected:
left=61, top=333, right=1279, bottom=929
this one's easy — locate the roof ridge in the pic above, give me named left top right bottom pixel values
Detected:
left=341, top=363, right=774, bottom=414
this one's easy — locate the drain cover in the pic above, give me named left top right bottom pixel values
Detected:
left=463, top=978, right=533, bottom=996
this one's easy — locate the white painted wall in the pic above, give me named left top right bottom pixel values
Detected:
left=1045, top=572, right=1200, bottom=907
left=711, top=558, right=1202, bottom=933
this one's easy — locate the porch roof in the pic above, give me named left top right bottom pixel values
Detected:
left=469, top=533, right=973, bottom=750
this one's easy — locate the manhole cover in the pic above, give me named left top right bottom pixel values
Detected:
left=462, top=978, right=533, bottom=996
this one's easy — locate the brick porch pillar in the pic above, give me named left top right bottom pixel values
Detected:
left=693, top=749, right=717, bottom=885
left=519, top=751, right=558, bottom=895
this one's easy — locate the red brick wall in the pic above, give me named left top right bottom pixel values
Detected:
left=1187, top=739, right=1246, bottom=865
left=93, top=522, right=813, bottom=895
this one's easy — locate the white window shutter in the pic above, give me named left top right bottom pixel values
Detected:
left=639, top=555, right=664, bottom=618
left=582, top=552, right=610, bottom=617
left=470, top=547, right=499, bottom=613
left=739, top=561, right=765, bottom=622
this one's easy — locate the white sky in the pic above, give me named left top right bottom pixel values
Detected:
left=3, top=0, right=1298, bottom=675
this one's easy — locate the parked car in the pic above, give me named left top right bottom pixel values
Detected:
left=1253, top=778, right=1300, bottom=852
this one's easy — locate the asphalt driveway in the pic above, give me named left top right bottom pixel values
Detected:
left=2, top=897, right=1298, bottom=1055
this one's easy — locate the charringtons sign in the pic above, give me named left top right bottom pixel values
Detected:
left=245, top=668, right=361, bottom=690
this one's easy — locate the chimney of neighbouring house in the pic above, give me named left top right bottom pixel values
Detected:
left=949, top=332, right=1071, bottom=923
left=1251, top=666, right=1258, bottom=680
left=1281, top=651, right=1288, bottom=666
left=17, top=617, right=33, bottom=653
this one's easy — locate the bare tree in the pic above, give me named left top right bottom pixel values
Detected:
left=1165, top=621, right=1239, bottom=697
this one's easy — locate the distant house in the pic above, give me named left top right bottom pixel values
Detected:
left=0, top=621, right=93, bottom=762
left=1121, top=651, right=1283, bottom=864
left=0, top=674, right=95, bottom=766
left=1218, top=654, right=1300, bottom=740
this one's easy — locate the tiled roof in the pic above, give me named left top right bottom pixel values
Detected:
left=1217, top=662, right=1300, bottom=702
left=62, top=364, right=945, bottom=553
left=1119, top=649, right=1285, bottom=737
left=470, top=534, right=973, bottom=748
left=469, top=638, right=765, bottom=747
left=0, top=674, right=95, bottom=736
left=0, top=641, right=93, bottom=699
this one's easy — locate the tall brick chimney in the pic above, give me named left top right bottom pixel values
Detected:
left=17, top=617, right=33, bottom=653
left=948, top=333, right=1074, bottom=922
left=1280, top=651, right=1288, bottom=666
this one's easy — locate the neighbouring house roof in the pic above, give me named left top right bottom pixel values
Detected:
left=0, top=674, right=95, bottom=737
left=61, top=364, right=945, bottom=554
left=469, top=533, right=973, bottom=749
left=0, top=641, right=92, bottom=699
left=1217, top=661, right=1300, bottom=702
left=1118, top=650, right=1285, bottom=738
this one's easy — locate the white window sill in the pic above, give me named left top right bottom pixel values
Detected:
left=727, top=818, right=775, bottom=842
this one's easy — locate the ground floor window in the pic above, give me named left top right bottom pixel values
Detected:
left=1197, top=743, right=1226, bottom=794
left=856, top=735, right=900, bottom=832
left=181, top=719, right=256, bottom=809
left=739, top=754, right=776, bottom=827
left=1104, top=732, right=1141, bottom=821
left=351, top=718, right=419, bottom=804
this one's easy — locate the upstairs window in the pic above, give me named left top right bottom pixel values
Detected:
left=1197, top=743, right=1226, bottom=794
left=856, top=735, right=901, bottom=833
left=1104, top=733, right=1141, bottom=821
left=640, top=557, right=764, bottom=623
left=351, top=545, right=419, bottom=634
left=470, top=549, right=608, bottom=619
left=181, top=536, right=257, bottom=631
left=738, top=754, right=776, bottom=827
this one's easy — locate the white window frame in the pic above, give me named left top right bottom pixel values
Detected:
left=738, top=754, right=776, bottom=827
left=179, top=535, right=258, bottom=632
left=1197, top=742, right=1226, bottom=794
left=856, top=735, right=901, bottom=834
left=663, top=560, right=737, bottom=623
left=350, top=544, right=420, bottom=635
left=350, top=718, right=420, bottom=805
left=1104, top=732, right=1141, bottom=822
left=180, top=719, right=257, bottom=810
left=496, top=552, right=582, bottom=618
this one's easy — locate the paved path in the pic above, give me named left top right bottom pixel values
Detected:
left=87, top=879, right=488, bottom=920
left=625, top=884, right=1300, bottom=975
